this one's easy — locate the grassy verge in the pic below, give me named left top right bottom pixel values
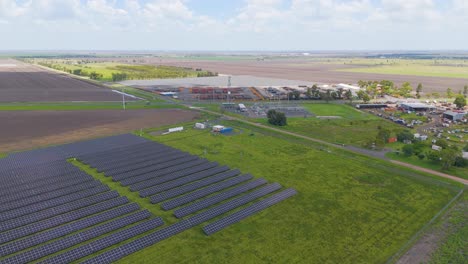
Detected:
left=428, top=193, right=467, bottom=264
left=387, top=152, right=468, bottom=180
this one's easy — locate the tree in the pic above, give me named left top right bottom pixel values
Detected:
left=463, top=143, right=468, bottom=152
left=435, top=139, right=449, bottom=149
left=464, top=85, right=468, bottom=97
left=320, top=90, right=332, bottom=103
left=397, top=130, right=414, bottom=142
left=111, top=73, right=128, bottom=82
left=344, top=89, right=353, bottom=103
left=427, top=151, right=441, bottom=163
left=440, top=149, right=458, bottom=170
left=357, top=90, right=370, bottom=103
left=453, top=94, right=467, bottom=109
left=399, top=82, right=413, bottom=97
left=357, top=80, right=367, bottom=88
left=402, top=144, right=414, bottom=156
left=446, top=87, right=454, bottom=98
left=305, top=87, right=312, bottom=99
left=416, top=83, right=423, bottom=99
left=89, top=71, right=102, bottom=80
left=72, top=69, right=82, bottom=75
left=267, top=110, right=287, bottom=126
left=375, top=128, right=391, bottom=148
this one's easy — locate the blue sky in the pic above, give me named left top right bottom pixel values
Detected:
left=0, top=0, right=466, bottom=50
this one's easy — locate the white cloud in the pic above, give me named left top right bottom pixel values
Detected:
left=0, top=0, right=466, bottom=50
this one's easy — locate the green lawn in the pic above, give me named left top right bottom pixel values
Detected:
left=261, top=104, right=403, bottom=146
left=104, top=124, right=461, bottom=264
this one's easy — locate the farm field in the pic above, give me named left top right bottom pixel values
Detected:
left=0, top=101, right=180, bottom=111
left=0, top=109, right=199, bottom=153
left=0, top=59, right=126, bottom=102
left=260, top=104, right=404, bottom=146
left=127, top=124, right=461, bottom=264
left=337, top=64, right=468, bottom=79
left=109, top=56, right=468, bottom=93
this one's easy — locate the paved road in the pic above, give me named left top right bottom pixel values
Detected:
left=195, top=107, right=468, bottom=185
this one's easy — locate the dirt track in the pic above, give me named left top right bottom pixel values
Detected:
left=0, top=59, right=124, bottom=102
left=152, top=58, right=468, bottom=93
left=0, top=109, right=199, bottom=153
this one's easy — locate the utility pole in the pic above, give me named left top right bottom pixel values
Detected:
left=122, top=86, right=126, bottom=110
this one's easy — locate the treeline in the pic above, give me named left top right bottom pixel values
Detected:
left=108, top=65, right=217, bottom=80
left=38, top=62, right=103, bottom=80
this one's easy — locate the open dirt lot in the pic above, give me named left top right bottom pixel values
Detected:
left=125, top=58, right=467, bottom=93
left=0, top=59, right=126, bottom=102
left=0, top=109, right=199, bottom=153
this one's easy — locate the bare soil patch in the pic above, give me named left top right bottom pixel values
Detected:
left=0, top=109, right=199, bottom=153
left=0, top=59, right=125, bottom=102
left=137, top=58, right=467, bottom=93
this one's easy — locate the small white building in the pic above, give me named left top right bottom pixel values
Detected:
left=212, top=125, right=225, bottom=132
left=432, top=145, right=442, bottom=151
left=194, top=123, right=206, bottom=129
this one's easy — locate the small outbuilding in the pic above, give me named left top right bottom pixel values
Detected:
left=443, top=111, right=466, bottom=121
left=212, top=125, right=225, bottom=132
left=400, top=103, right=435, bottom=112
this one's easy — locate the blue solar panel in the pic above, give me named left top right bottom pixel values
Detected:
left=0, top=197, right=129, bottom=244
left=161, top=175, right=256, bottom=211
left=150, top=169, right=241, bottom=204
left=2, top=210, right=152, bottom=263
left=120, top=159, right=209, bottom=186
left=111, top=156, right=199, bottom=181
left=174, top=179, right=269, bottom=218
left=203, top=188, right=297, bottom=235
left=139, top=166, right=230, bottom=197
left=0, top=191, right=118, bottom=232
left=129, top=162, right=218, bottom=191
left=0, top=180, right=103, bottom=213
left=81, top=184, right=285, bottom=264
left=38, top=217, right=164, bottom=264
left=95, top=149, right=181, bottom=172
left=0, top=203, right=140, bottom=257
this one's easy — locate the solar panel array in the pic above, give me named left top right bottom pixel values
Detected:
left=76, top=138, right=296, bottom=263
left=0, top=142, right=165, bottom=264
left=0, top=133, right=296, bottom=263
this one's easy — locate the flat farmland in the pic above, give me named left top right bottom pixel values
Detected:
left=0, top=109, right=199, bottom=153
left=142, top=58, right=468, bottom=93
left=0, top=59, right=126, bottom=102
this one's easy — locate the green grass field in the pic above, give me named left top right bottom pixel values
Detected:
left=336, top=63, right=468, bottom=79
left=429, top=194, right=467, bottom=264
left=92, top=123, right=461, bottom=264
left=28, top=59, right=214, bottom=81
left=261, top=104, right=404, bottom=146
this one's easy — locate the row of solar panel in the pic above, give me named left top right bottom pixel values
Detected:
left=0, top=134, right=147, bottom=172
left=82, top=188, right=296, bottom=264
left=1, top=210, right=155, bottom=264
left=0, top=203, right=140, bottom=257
left=0, top=180, right=103, bottom=214
left=0, top=190, right=119, bottom=232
